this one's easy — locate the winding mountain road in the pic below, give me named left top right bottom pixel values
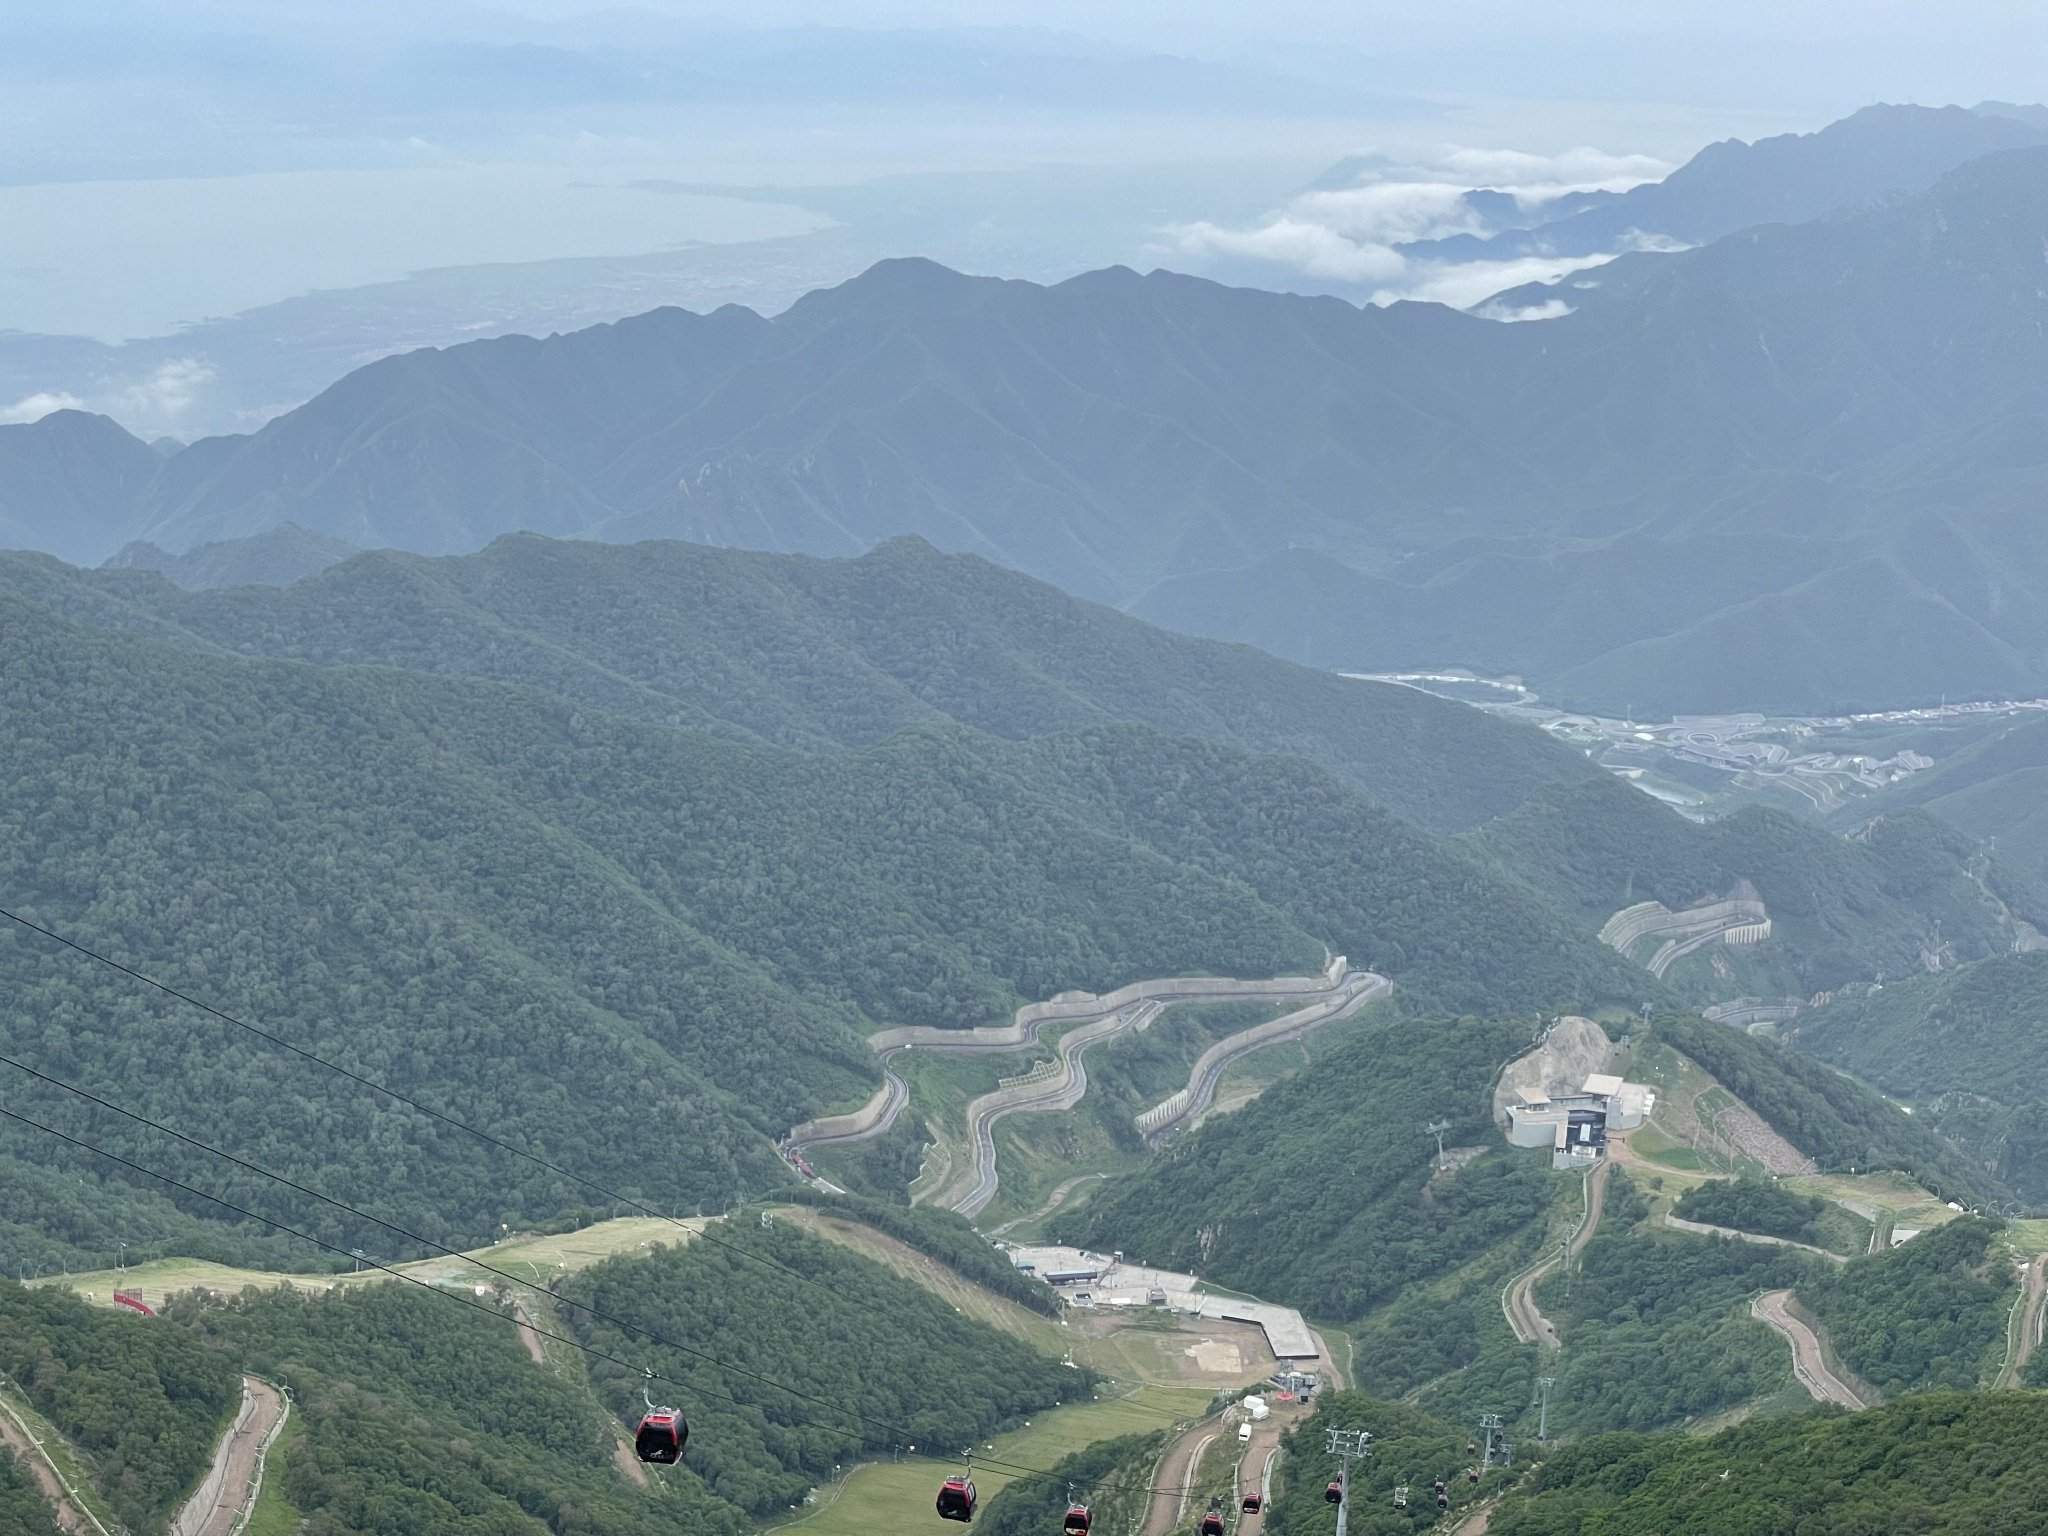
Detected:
left=1997, top=1253, right=2048, bottom=1389
left=1136, top=973, right=1391, bottom=1142
left=1502, top=1160, right=1610, bottom=1349
left=170, top=1377, right=288, bottom=1536
left=1751, top=1291, right=1870, bottom=1409
left=787, top=957, right=1387, bottom=1218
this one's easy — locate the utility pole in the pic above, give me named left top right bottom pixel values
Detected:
left=1325, top=1428, right=1371, bottom=1536
left=1423, top=1120, right=1453, bottom=1172
left=1478, top=1414, right=1511, bottom=1473
left=1535, top=1378, right=1555, bottom=1443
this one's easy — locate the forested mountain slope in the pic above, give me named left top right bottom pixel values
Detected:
left=0, top=533, right=1602, bottom=834
left=1465, top=774, right=2048, bottom=992
left=0, top=1283, right=243, bottom=1533
left=1057, top=1017, right=1557, bottom=1322
left=1797, top=1216, right=2012, bottom=1395
left=1836, top=712, right=2048, bottom=883
left=11, top=146, right=2048, bottom=711
left=0, top=585, right=1658, bottom=1269
left=1793, top=953, right=2048, bottom=1201
left=1489, top=1392, right=2048, bottom=1535
left=1648, top=1014, right=1998, bottom=1201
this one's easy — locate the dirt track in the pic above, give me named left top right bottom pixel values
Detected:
left=1997, top=1253, right=2048, bottom=1389
left=172, top=1377, right=288, bottom=1536
left=1141, top=1423, right=1219, bottom=1536
left=1750, top=1291, right=1868, bottom=1409
left=0, top=1393, right=102, bottom=1535
left=1502, top=1160, right=1610, bottom=1349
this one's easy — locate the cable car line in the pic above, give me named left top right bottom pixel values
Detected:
left=0, top=906, right=940, bottom=1307
left=0, top=1096, right=1202, bottom=1499
left=0, top=908, right=1192, bottom=1431
left=0, top=909, right=1196, bottom=1441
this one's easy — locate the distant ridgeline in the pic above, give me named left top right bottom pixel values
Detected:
left=12, top=118, right=2048, bottom=713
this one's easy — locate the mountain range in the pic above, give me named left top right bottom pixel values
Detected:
left=4, top=533, right=2030, bottom=1269
left=1398, top=102, right=2048, bottom=262
left=10, top=118, right=2048, bottom=714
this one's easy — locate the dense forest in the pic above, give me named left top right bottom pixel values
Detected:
left=974, top=1432, right=1163, bottom=1536
left=1262, top=1394, right=1501, bottom=1536
left=0, top=534, right=1599, bottom=835
left=1647, top=1015, right=1999, bottom=1201
left=1793, top=952, right=2048, bottom=1200
left=0, top=1450, right=60, bottom=1536
left=1058, top=1018, right=1559, bottom=1322
left=1347, top=1245, right=1542, bottom=1423
left=1672, top=1177, right=1832, bottom=1246
left=1490, top=1392, right=2048, bottom=1534
left=177, top=1282, right=752, bottom=1536
left=773, top=1190, right=1061, bottom=1315
left=1465, top=775, right=2046, bottom=991
left=1538, top=1175, right=1806, bottom=1432
left=0, top=585, right=1661, bottom=1266
left=558, top=1221, right=1090, bottom=1517
left=1796, top=1217, right=2011, bottom=1394
left=0, top=1280, right=240, bottom=1533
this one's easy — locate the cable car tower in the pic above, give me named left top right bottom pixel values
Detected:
left=1478, top=1413, right=1511, bottom=1472
left=1535, top=1377, right=1556, bottom=1443
left=1323, top=1428, right=1371, bottom=1536
left=1422, top=1120, right=1453, bottom=1172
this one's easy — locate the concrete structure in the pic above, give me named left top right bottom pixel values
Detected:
left=1505, top=1073, right=1656, bottom=1170
left=1004, top=1244, right=1320, bottom=1361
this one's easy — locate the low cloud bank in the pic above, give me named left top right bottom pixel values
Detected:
left=1, top=390, right=85, bottom=424
left=1162, top=144, right=1676, bottom=315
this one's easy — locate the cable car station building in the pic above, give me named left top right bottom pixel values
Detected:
left=1504, top=1072, right=1654, bottom=1170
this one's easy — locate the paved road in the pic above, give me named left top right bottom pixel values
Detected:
left=786, top=961, right=1357, bottom=1166
left=172, top=1377, right=288, bottom=1536
left=1661, top=1212, right=1846, bottom=1262
left=1751, top=1291, right=1869, bottom=1409
left=1997, top=1252, right=2048, bottom=1389
left=1502, top=1160, right=1610, bottom=1349
left=1138, top=973, right=1391, bottom=1142
left=943, top=1005, right=1159, bottom=1216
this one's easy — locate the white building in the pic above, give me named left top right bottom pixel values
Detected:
left=1505, top=1073, right=1656, bottom=1169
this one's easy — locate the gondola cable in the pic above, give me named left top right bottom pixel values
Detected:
left=0, top=907, right=1072, bottom=1334
left=0, top=904, right=1192, bottom=1428
left=0, top=1087, right=1196, bottom=1497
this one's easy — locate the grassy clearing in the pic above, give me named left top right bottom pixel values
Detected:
left=1788, top=1170, right=1960, bottom=1236
left=36, top=1216, right=694, bottom=1312
left=774, top=1386, right=1208, bottom=1536
left=782, top=1206, right=1275, bottom=1393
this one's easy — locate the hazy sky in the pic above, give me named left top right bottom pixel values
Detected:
left=9, top=0, right=2043, bottom=428
left=469, top=0, right=2048, bottom=112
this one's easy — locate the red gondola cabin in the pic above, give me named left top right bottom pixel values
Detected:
left=1325, top=1482, right=1343, bottom=1504
left=937, top=1476, right=977, bottom=1522
left=634, top=1410, right=687, bottom=1464
left=1064, top=1505, right=1091, bottom=1535
left=1241, top=1494, right=1263, bottom=1513
left=1200, top=1514, right=1223, bottom=1536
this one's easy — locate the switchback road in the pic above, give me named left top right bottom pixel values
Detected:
left=1502, top=1160, right=1610, bottom=1349
left=1751, top=1291, right=1869, bottom=1409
